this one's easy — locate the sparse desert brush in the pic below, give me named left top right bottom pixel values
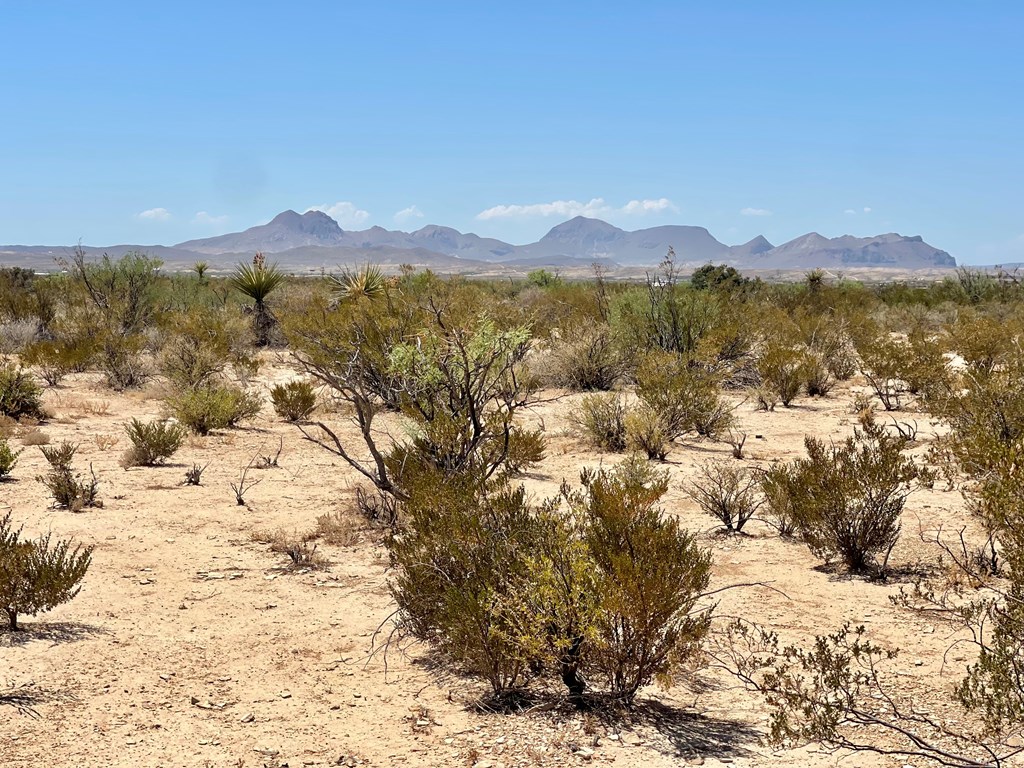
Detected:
left=157, top=306, right=255, bottom=389
left=625, top=404, right=671, bottom=460
left=0, top=435, right=22, bottom=479
left=0, top=511, right=93, bottom=630
left=19, top=427, right=50, bottom=446
left=0, top=363, right=45, bottom=420
left=314, top=508, right=361, bottom=546
left=571, top=393, right=628, bottom=451
left=783, top=429, right=921, bottom=573
left=544, top=323, right=628, bottom=391
left=121, top=417, right=186, bottom=467
left=270, top=380, right=317, bottom=422
left=166, top=383, right=262, bottom=435
left=756, top=341, right=806, bottom=407
left=21, top=339, right=93, bottom=386
left=38, top=442, right=102, bottom=511
left=759, top=463, right=800, bottom=536
left=634, top=350, right=730, bottom=439
left=686, top=461, right=763, bottom=533
left=802, top=350, right=835, bottom=397
left=0, top=318, right=41, bottom=355
left=256, top=528, right=328, bottom=569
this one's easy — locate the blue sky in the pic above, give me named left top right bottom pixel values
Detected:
left=1, top=2, right=1022, bottom=263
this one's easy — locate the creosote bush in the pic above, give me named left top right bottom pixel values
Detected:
left=38, top=442, right=102, bottom=511
left=544, top=324, right=628, bottom=391
left=780, top=428, right=921, bottom=573
left=0, top=435, right=22, bottom=479
left=270, top=380, right=317, bottom=422
left=0, top=511, right=93, bottom=630
left=166, top=383, right=262, bottom=435
left=635, top=351, right=732, bottom=440
left=0, top=364, right=45, bottom=420
left=389, top=457, right=713, bottom=703
left=121, top=418, right=186, bottom=467
left=687, top=462, right=763, bottom=533
left=572, top=393, right=628, bottom=452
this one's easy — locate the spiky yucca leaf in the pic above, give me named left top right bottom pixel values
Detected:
left=331, top=264, right=387, bottom=303
left=230, top=258, right=285, bottom=303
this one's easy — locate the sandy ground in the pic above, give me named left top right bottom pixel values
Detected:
left=0, top=359, right=1009, bottom=768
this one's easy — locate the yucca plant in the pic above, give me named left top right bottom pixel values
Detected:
left=330, top=264, right=387, bottom=303
left=192, top=260, right=209, bottom=279
left=231, top=252, right=285, bottom=346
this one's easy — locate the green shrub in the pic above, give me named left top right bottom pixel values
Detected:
left=572, top=393, right=628, bottom=451
left=565, top=457, right=714, bottom=701
left=0, top=364, right=44, bottom=420
left=760, top=463, right=799, bottom=536
left=803, top=351, right=835, bottom=397
left=0, top=436, right=21, bottom=479
left=270, top=380, right=317, bottom=422
left=121, top=418, right=186, bottom=467
left=0, top=511, right=93, bottom=630
left=545, top=324, right=628, bottom=391
left=38, top=442, right=101, bottom=511
left=157, top=307, right=254, bottom=389
left=757, top=342, right=805, bottom=407
left=686, top=462, right=763, bottom=532
left=784, top=429, right=920, bottom=572
left=625, top=405, right=671, bottom=460
left=21, top=339, right=94, bottom=386
left=166, top=384, right=262, bottom=435
left=635, top=351, right=731, bottom=439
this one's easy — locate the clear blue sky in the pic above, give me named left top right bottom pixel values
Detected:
left=2, top=1, right=1022, bottom=263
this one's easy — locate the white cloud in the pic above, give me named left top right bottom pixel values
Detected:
left=844, top=209, right=857, bottom=215
left=476, top=197, right=677, bottom=221
left=137, top=207, right=171, bottom=221
left=193, top=211, right=228, bottom=226
left=740, top=207, right=772, bottom=217
left=394, top=205, right=425, bottom=224
left=305, top=201, right=370, bottom=228
left=863, top=207, right=872, bottom=213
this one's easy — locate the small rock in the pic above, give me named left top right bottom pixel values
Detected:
left=280, top=691, right=292, bottom=699
left=577, top=747, right=594, bottom=761
left=240, top=713, right=255, bottom=723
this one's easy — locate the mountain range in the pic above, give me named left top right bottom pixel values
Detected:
left=0, top=209, right=957, bottom=273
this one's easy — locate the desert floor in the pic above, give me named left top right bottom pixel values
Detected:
left=0, top=358, right=1001, bottom=768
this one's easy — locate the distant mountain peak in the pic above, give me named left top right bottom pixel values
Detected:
left=541, top=216, right=624, bottom=241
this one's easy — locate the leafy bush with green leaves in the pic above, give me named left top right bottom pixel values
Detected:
left=21, top=339, right=95, bottom=386
left=757, top=342, right=805, bottom=407
left=166, top=384, right=262, bottom=435
left=572, top=393, right=628, bottom=452
left=0, top=511, right=93, bottom=630
left=157, top=307, right=254, bottom=389
left=759, top=463, right=799, bottom=536
left=270, top=380, right=317, bottom=422
left=0, top=364, right=44, bottom=420
left=783, top=428, right=921, bottom=573
left=625, top=404, right=671, bottom=460
left=635, top=351, right=732, bottom=439
left=0, top=436, right=21, bottom=479
left=121, top=418, right=186, bottom=467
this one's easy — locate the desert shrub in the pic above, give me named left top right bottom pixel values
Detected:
left=851, top=327, right=906, bottom=411
left=314, top=508, right=361, bottom=546
left=166, top=384, right=262, bottom=435
left=686, top=462, right=763, bottom=532
left=0, top=436, right=21, bottom=479
left=21, top=339, right=94, bottom=386
left=0, top=319, right=40, bottom=354
left=390, top=471, right=546, bottom=695
left=255, top=529, right=329, bottom=570
left=121, top=418, right=186, bottom=467
left=545, top=324, right=628, bottom=391
left=0, top=364, right=45, bottom=420
left=157, top=306, right=254, bottom=389
left=564, top=457, right=714, bottom=701
left=625, top=405, right=671, bottom=460
left=802, top=351, right=835, bottom=397
left=288, top=289, right=540, bottom=499
left=754, top=387, right=779, bottom=412
left=784, top=430, right=920, bottom=572
left=100, top=333, right=152, bottom=390
left=759, top=463, right=799, bottom=536
left=635, top=351, right=731, bottom=439
left=0, top=512, right=93, bottom=630
left=757, top=342, right=805, bottom=407
left=572, top=393, right=628, bottom=452
left=270, top=380, right=317, bottom=422
left=38, top=442, right=102, bottom=511
left=901, top=330, right=948, bottom=396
